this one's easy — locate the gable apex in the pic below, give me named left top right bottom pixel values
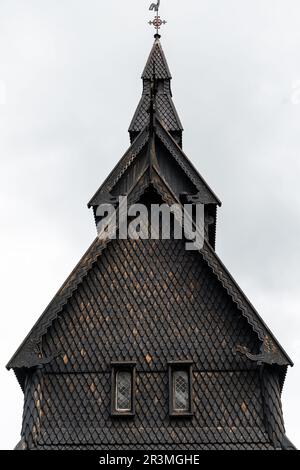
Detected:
left=88, top=120, right=221, bottom=210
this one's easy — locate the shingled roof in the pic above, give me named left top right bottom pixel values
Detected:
left=7, top=140, right=293, bottom=375
left=142, top=36, right=172, bottom=79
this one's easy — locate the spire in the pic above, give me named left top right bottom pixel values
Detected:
left=129, top=36, right=183, bottom=147
left=142, top=35, right=171, bottom=80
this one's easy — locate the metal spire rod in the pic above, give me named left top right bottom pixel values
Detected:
left=149, top=0, right=166, bottom=35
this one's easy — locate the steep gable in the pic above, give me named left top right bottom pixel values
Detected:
left=88, top=119, right=221, bottom=210
left=7, top=176, right=292, bottom=376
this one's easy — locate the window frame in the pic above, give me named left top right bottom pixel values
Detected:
left=111, top=361, right=136, bottom=417
left=168, top=361, right=194, bottom=418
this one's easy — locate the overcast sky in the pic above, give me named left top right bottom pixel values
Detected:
left=0, top=0, right=300, bottom=450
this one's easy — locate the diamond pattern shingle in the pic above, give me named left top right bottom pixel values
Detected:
left=18, top=232, right=290, bottom=449
left=129, top=37, right=183, bottom=139
left=142, top=39, right=172, bottom=80
left=130, top=94, right=183, bottom=133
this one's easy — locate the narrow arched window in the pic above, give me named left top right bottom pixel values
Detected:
left=169, top=362, right=193, bottom=417
left=173, top=370, right=189, bottom=411
left=111, top=362, right=136, bottom=416
left=116, top=370, right=132, bottom=411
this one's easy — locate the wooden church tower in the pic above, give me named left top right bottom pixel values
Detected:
left=7, top=27, right=295, bottom=450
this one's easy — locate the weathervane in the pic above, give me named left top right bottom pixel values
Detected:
left=149, top=0, right=167, bottom=35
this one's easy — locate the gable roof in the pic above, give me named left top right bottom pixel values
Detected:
left=89, top=118, right=221, bottom=208
left=7, top=160, right=293, bottom=375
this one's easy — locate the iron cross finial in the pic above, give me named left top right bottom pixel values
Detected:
left=149, top=0, right=167, bottom=35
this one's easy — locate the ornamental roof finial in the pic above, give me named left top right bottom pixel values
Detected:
left=148, top=0, right=167, bottom=36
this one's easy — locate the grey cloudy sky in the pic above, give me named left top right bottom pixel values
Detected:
left=0, top=0, right=299, bottom=449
